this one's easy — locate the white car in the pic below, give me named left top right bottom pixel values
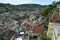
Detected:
left=16, top=37, right=22, bottom=40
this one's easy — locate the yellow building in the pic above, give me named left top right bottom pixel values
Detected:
left=47, top=23, right=58, bottom=40
left=47, top=10, right=59, bottom=40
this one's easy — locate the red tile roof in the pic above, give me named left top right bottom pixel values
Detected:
left=26, top=26, right=32, bottom=31
left=26, top=25, right=44, bottom=33
left=33, top=26, right=44, bottom=33
left=21, top=20, right=30, bottom=25
left=50, top=10, right=57, bottom=23
left=3, top=30, right=16, bottom=40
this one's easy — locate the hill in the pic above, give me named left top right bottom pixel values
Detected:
left=16, top=4, right=46, bottom=11
left=0, top=3, right=46, bottom=13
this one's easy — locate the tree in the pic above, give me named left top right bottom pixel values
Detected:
left=40, top=5, right=52, bottom=17
left=42, top=32, right=51, bottom=40
left=47, top=10, right=53, bottom=19
left=0, top=32, right=4, bottom=40
left=40, top=1, right=57, bottom=19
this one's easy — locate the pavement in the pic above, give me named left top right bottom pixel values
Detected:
left=58, top=36, right=60, bottom=40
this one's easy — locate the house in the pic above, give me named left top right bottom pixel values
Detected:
left=21, top=19, right=30, bottom=26
left=26, top=25, right=44, bottom=40
left=3, top=29, right=17, bottom=40
left=47, top=10, right=60, bottom=40
left=21, top=18, right=44, bottom=40
left=50, top=10, right=57, bottom=23
left=0, top=23, right=4, bottom=31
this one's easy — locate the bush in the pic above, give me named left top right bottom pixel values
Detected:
left=42, top=32, right=51, bottom=40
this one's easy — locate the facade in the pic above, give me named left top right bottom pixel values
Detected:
left=3, top=29, right=17, bottom=40
left=47, top=23, right=58, bottom=40
left=47, top=10, right=60, bottom=40
left=26, top=25, right=44, bottom=40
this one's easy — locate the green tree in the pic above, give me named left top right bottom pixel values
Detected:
left=0, top=32, right=4, bottom=40
left=40, top=5, right=52, bottom=17
left=42, top=32, right=51, bottom=40
left=47, top=10, right=53, bottom=19
left=40, top=1, right=57, bottom=19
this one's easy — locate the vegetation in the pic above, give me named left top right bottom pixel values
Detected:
left=40, top=1, right=59, bottom=19
left=0, top=32, right=4, bottom=40
left=42, top=32, right=51, bottom=40
left=0, top=1, right=59, bottom=18
left=0, top=3, right=45, bottom=13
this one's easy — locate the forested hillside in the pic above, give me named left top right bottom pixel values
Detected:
left=40, top=1, right=60, bottom=19
left=0, top=3, right=45, bottom=13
